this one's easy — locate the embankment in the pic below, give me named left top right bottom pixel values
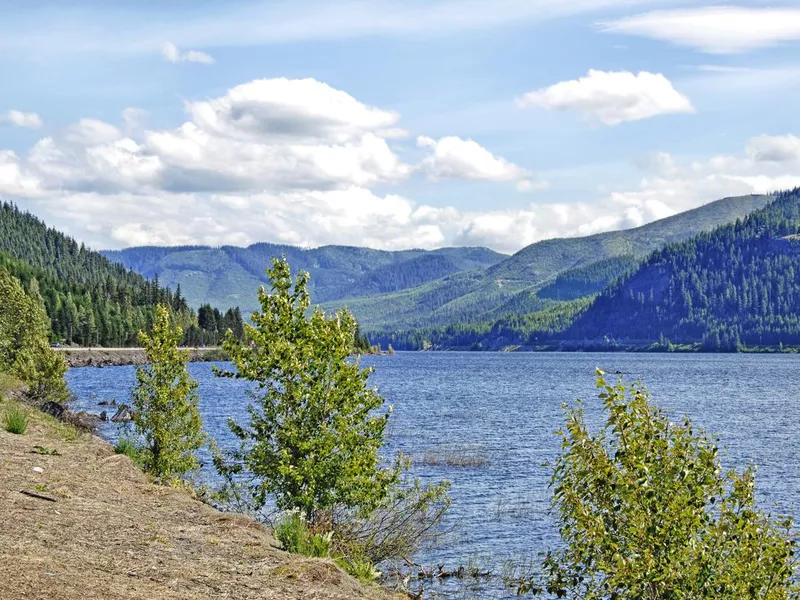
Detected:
left=56, top=347, right=226, bottom=368
left=0, top=397, right=397, bottom=600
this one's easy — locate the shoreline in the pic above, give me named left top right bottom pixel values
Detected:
left=0, top=395, right=395, bottom=600
left=56, top=347, right=226, bottom=368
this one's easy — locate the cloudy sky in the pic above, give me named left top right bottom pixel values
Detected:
left=3, top=0, right=800, bottom=253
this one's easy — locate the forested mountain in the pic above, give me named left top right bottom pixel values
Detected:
left=379, top=189, right=800, bottom=351
left=0, top=202, right=241, bottom=346
left=324, top=194, right=773, bottom=330
left=103, top=243, right=506, bottom=317
left=565, top=188, right=800, bottom=349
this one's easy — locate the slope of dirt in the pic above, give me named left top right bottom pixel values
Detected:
left=0, top=399, right=396, bottom=600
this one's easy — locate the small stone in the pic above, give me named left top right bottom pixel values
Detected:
left=32, top=467, right=44, bottom=474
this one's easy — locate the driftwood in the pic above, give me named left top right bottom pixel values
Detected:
left=20, top=489, right=57, bottom=502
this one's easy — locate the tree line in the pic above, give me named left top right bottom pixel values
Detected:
left=0, top=202, right=242, bottom=346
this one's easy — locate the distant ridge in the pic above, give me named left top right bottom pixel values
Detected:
left=103, top=194, right=772, bottom=333
left=102, top=244, right=506, bottom=318
left=322, top=194, right=774, bottom=330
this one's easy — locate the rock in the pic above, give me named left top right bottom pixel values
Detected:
left=40, top=401, right=65, bottom=420
left=98, top=401, right=109, bottom=406
left=32, top=467, right=44, bottom=474
left=99, top=411, right=108, bottom=422
left=64, top=411, right=102, bottom=433
left=111, top=404, right=133, bottom=423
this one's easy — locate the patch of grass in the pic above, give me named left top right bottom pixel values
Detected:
left=274, top=513, right=382, bottom=585
left=337, top=557, right=381, bottom=584
left=421, top=444, right=492, bottom=468
left=114, top=437, right=143, bottom=466
left=32, top=445, right=60, bottom=456
left=37, top=410, right=81, bottom=442
left=274, top=513, right=333, bottom=558
left=3, top=405, right=28, bottom=434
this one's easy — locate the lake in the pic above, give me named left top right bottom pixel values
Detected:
left=67, top=352, right=800, bottom=596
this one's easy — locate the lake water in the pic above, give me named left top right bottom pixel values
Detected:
left=67, top=352, right=800, bottom=597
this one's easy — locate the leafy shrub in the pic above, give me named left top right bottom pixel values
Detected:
left=216, top=257, right=405, bottom=521
left=0, top=270, right=68, bottom=404
left=520, top=369, right=799, bottom=598
left=132, top=305, right=205, bottom=483
left=3, top=405, right=28, bottom=434
left=215, top=257, right=450, bottom=574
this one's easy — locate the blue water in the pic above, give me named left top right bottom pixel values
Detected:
left=67, top=352, right=800, bottom=594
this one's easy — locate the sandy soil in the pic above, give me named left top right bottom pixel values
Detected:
left=0, top=399, right=397, bottom=600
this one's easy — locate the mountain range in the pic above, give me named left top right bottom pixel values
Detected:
left=103, top=194, right=772, bottom=332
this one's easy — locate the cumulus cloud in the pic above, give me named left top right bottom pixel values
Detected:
left=600, top=7, right=800, bottom=54
left=416, top=135, right=541, bottom=191
left=747, top=135, right=800, bottom=163
left=517, top=70, right=694, bottom=126
left=2, top=110, right=43, bottom=129
left=187, top=78, right=399, bottom=143
left=454, top=136, right=800, bottom=252
left=162, top=42, right=215, bottom=64
left=7, top=75, right=800, bottom=254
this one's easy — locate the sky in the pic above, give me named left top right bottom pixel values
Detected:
left=3, top=1, right=800, bottom=253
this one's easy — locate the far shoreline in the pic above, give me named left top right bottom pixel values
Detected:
left=56, top=347, right=227, bottom=368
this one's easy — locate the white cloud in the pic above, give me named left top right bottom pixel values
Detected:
left=635, top=151, right=679, bottom=177
left=2, top=109, right=43, bottom=129
left=122, top=107, right=149, bottom=135
left=7, top=74, right=800, bottom=254
left=601, top=7, right=800, bottom=54
left=64, top=118, right=123, bottom=146
left=747, top=135, right=800, bottom=163
left=187, top=78, right=399, bottom=143
left=517, top=70, right=694, bottom=125
left=416, top=135, right=540, bottom=190
left=162, top=42, right=215, bottom=64
left=0, top=150, right=44, bottom=197
left=456, top=135, right=800, bottom=252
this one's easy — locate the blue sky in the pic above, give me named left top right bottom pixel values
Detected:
left=2, top=0, right=800, bottom=252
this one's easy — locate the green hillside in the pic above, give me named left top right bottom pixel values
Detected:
left=102, top=244, right=506, bottom=317
left=0, top=202, right=237, bottom=347
left=565, top=188, right=800, bottom=349
left=327, top=194, right=773, bottom=330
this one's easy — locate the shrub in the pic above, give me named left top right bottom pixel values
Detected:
left=132, top=305, right=205, bottom=483
left=0, top=270, right=68, bottom=404
left=215, top=257, right=450, bottom=572
left=3, top=405, right=28, bottom=434
left=521, top=369, right=799, bottom=598
left=215, top=257, right=403, bottom=521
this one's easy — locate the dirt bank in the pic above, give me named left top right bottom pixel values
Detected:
left=0, top=398, right=397, bottom=600
left=56, top=347, right=226, bottom=368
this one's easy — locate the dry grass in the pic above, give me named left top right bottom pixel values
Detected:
left=420, top=444, right=492, bottom=469
left=0, top=398, right=399, bottom=600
